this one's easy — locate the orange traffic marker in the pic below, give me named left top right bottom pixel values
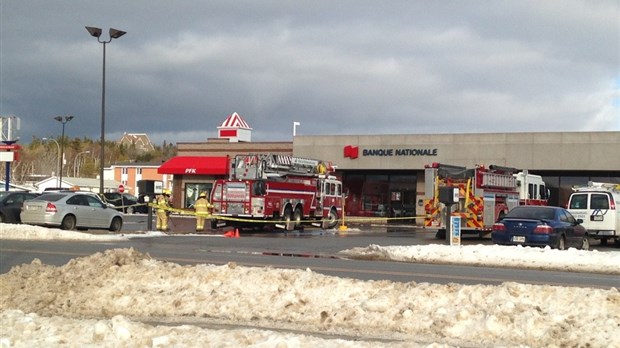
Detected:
left=223, top=230, right=234, bottom=238
left=234, top=228, right=240, bottom=238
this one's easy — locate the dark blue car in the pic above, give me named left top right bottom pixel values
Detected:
left=491, top=206, right=589, bottom=250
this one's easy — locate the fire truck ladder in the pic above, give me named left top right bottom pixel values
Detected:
left=232, top=154, right=331, bottom=180
left=263, top=154, right=327, bottom=177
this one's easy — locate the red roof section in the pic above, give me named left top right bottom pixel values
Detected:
left=218, top=112, right=252, bottom=129
left=158, top=156, right=229, bottom=175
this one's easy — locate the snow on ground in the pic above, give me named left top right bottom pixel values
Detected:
left=1, top=224, right=619, bottom=347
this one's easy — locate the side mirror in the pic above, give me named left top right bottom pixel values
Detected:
left=576, top=218, right=583, bottom=225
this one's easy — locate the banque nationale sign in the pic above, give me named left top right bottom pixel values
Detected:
left=362, top=148, right=438, bottom=157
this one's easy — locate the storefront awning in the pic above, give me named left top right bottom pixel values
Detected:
left=158, top=156, right=229, bottom=175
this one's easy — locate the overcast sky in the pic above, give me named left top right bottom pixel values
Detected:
left=1, top=1, right=618, bottom=146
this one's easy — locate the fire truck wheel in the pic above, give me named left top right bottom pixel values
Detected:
left=327, top=208, right=338, bottom=229
left=283, top=206, right=293, bottom=225
left=210, top=219, right=218, bottom=229
left=435, top=229, right=446, bottom=239
left=293, top=207, right=303, bottom=228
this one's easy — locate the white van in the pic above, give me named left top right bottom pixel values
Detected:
left=567, top=182, right=620, bottom=246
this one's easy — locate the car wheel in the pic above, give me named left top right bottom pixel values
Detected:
left=60, top=215, right=76, bottom=230
left=600, top=238, right=608, bottom=246
left=580, top=235, right=590, bottom=251
left=556, top=235, right=566, bottom=250
left=109, top=217, right=123, bottom=232
left=0, top=214, right=4, bottom=223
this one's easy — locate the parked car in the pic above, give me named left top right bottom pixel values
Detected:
left=103, top=192, right=140, bottom=214
left=0, top=191, right=39, bottom=223
left=491, top=206, right=589, bottom=250
left=21, top=191, right=123, bottom=231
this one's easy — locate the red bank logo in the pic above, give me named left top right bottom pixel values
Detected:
left=343, top=145, right=359, bottom=159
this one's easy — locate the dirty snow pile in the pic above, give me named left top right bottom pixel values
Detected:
left=338, top=244, right=620, bottom=275
left=1, top=224, right=620, bottom=347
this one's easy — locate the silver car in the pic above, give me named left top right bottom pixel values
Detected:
left=20, top=191, right=123, bottom=231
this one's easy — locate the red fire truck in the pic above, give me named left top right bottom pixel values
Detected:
left=210, top=154, right=343, bottom=230
left=424, top=162, right=522, bottom=238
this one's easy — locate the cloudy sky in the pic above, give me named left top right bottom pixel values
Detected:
left=1, top=1, right=618, bottom=146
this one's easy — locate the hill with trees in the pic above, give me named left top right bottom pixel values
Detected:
left=1, top=137, right=176, bottom=184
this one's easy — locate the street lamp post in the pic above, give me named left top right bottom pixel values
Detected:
left=54, top=116, right=74, bottom=188
left=74, top=150, right=91, bottom=177
left=85, top=26, right=127, bottom=194
left=42, top=137, right=61, bottom=186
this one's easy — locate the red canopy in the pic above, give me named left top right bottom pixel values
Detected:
left=158, top=156, right=229, bottom=175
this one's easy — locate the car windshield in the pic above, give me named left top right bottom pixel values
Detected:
left=505, top=207, right=555, bottom=220
left=0, top=192, right=10, bottom=199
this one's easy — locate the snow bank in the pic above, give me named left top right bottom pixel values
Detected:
left=1, top=248, right=619, bottom=347
left=339, top=244, right=620, bottom=275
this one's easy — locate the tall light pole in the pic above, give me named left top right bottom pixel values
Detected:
left=74, top=150, right=91, bottom=177
left=85, top=26, right=127, bottom=194
left=54, top=115, right=74, bottom=188
left=42, top=137, right=61, bottom=186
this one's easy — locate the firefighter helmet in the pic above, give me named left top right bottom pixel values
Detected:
left=163, top=189, right=171, bottom=195
left=199, top=191, right=207, bottom=198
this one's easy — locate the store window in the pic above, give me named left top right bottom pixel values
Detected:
left=184, top=183, right=212, bottom=208
left=342, top=172, right=417, bottom=218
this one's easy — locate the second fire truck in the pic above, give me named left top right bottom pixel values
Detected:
left=424, top=162, right=546, bottom=238
left=210, top=154, right=343, bottom=230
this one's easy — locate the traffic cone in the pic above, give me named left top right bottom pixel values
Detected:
left=223, top=230, right=234, bottom=238
left=234, top=228, right=240, bottom=238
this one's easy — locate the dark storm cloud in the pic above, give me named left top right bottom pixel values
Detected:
left=1, top=1, right=618, bottom=145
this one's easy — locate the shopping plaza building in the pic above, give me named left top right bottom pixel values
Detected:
left=159, top=113, right=620, bottom=221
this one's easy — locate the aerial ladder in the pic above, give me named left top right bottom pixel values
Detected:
left=230, top=154, right=334, bottom=180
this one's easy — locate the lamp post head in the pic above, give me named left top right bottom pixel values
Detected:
left=85, top=26, right=102, bottom=38
left=109, top=28, right=127, bottom=39
left=54, top=115, right=74, bottom=124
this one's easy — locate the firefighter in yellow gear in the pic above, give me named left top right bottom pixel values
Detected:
left=194, top=191, right=213, bottom=232
left=155, top=189, right=172, bottom=231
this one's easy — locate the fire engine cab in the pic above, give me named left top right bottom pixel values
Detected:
left=424, top=162, right=525, bottom=238
left=210, top=154, right=343, bottom=230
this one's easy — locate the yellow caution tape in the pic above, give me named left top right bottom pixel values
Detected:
left=146, top=203, right=424, bottom=224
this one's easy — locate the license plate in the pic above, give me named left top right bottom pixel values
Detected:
left=512, top=236, right=526, bottom=243
left=591, top=215, right=604, bottom=221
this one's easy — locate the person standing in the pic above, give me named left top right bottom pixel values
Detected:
left=194, top=191, right=213, bottom=232
left=155, top=189, right=172, bottom=231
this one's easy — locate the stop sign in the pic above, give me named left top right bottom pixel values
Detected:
left=118, top=184, right=125, bottom=193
